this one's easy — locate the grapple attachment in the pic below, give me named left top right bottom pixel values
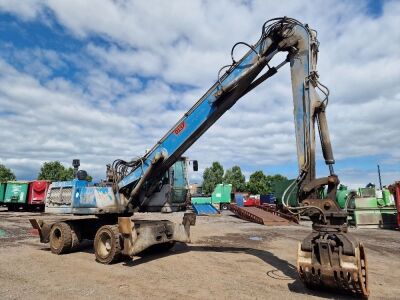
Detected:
left=297, top=231, right=369, bottom=298
left=294, top=174, right=369, bottom=298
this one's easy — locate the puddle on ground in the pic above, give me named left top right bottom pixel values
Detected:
left=249, top=236, right=262, bottom=241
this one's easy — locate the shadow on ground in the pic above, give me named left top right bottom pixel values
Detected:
left=33, top=239, right=357, bottom=299
left=122, top=243, right=355, bottom=299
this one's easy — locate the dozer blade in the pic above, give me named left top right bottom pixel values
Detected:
left=297, top=238, right=369, bottom=298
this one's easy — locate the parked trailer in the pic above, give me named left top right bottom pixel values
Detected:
left=191, top=183, right=232, bottom=210
left=27, top=180, right=51, bottom=211
left=3, top=181, right=29, bottom=211
left=1, top=181, right=51, bottom=211
left=211, top=184, right=232, bottom=210
left=229, top=204, right=297, bottom=225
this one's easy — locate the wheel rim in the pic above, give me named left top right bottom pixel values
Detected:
left=97, top=230, right=113, bottom=259
left=52, top=227, right=62, bottom=250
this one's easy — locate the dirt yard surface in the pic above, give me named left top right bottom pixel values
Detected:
left=0, top=208, right=399, bottom=299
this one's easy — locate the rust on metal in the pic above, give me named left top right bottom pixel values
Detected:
left=229, top=204, right=296, bottom=225
left=257, top=204, right=299, bottom=224
left=118, top=217, right=133, bottom=235
left=297, top=242, right=369, bottom=298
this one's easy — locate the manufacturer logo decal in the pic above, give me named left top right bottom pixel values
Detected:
left=174, top=121, right=186, bottom=135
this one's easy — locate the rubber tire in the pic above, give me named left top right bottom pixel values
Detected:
left=94, top=225, right=122, bottom=264
left=50, top=222, right=73, bottom=255
left=220, top=203, right=229, bottom=210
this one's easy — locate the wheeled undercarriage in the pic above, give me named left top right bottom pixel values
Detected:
left=30, top=213, right=196, bottom=264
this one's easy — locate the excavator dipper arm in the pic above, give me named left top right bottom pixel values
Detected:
left=111, top=17, right=369, bottom=297
left=279, top=21, right=369, bottom=298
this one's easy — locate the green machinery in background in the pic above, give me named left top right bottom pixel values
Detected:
left=335, top=184, right=350, bottom=209
left=341, top=185, right=397, bottom=228
left=191, top=183, right=232, bottom=210
left=0, top=182, right=6, bottom=204
left=271, top=179, right=397, bottom=228
left=3, top=181, right=29, bottom=210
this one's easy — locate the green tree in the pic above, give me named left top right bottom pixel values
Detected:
left=246, top=170, right=270, bottom=195
left=38, top=161, right=69, bottom=181
left=62, top=167, right=74, bottom=180
left=0, top=164, right=16, bottom=181
left=223, top=165, right=246, bottom=192
left=202, top=162, right=224, bottom=194
left=37, top=161, right=92, bottom=181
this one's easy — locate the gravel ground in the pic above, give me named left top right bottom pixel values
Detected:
left=0, top=208, right=399, bottom=299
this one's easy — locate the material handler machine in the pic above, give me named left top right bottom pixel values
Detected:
left=31, top=17, right=369, bottom=297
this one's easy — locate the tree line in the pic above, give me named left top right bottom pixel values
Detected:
left=2, top=160, right=283, bottom=195
left=0, top=162, right=92, bottom=182
left=202, top=162, right=287, bottom=195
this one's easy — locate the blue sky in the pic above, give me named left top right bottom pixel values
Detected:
left=0, top=0, right=399, bottom=188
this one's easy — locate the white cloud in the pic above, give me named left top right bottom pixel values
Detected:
left=0, top=0, right=399, bottom=187
left=87, top=44, right=165, bottom=77
left=0, top=0, right=43, bottom=20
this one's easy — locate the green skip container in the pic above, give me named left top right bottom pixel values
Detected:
left=0, top=182, right=6, bottom=203
left=211, top=184, right=232, bottom=204
left=4, top=181, right=29, bottom=204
